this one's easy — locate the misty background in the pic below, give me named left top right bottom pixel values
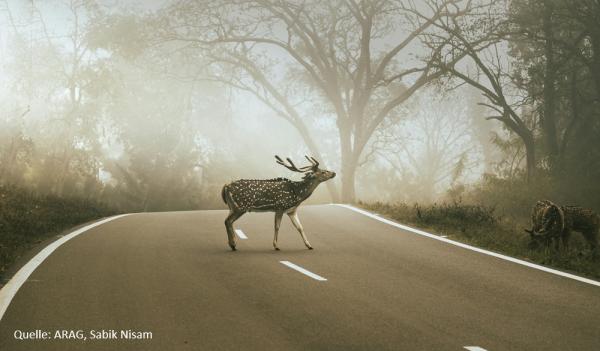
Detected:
left=0, top=0, right=598, bottom=216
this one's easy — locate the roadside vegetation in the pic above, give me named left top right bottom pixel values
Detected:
left=0, top=186, right=116, bottom=281
left=360, top=178, right=600, bottom=280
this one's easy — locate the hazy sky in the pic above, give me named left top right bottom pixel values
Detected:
left=0, top=0, right=498, bottom=204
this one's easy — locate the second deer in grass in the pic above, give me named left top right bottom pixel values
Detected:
left=221, top=156, right=336, bottom=251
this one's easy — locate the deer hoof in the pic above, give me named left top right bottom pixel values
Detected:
left=274, top=247, right=280, bottom=251
left=307, top=246, right=313, bottom=250
left=229, top=245, right=237, bottom=251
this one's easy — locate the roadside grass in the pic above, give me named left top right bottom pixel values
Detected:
left=359, top=201, right=600, bottom=280
left=0, top=186, right=116, bottom=281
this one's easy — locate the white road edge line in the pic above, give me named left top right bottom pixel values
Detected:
left=464, top=347, right=488, bottom=351
left=0, top=214, right=130, bottom=321
left=280, top=261, right=327, bottom=281
left=335, top=204, right=600, bottom=288
left=235, top=229, right=248, bottom=239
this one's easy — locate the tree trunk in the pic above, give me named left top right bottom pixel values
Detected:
left=506, top=117, right=536, bottom=183
left=341, top=159, right=357, bottom=203
left=339, top=124, right=357, bottom=203
left=524, top=134, right=536, bottom=183
left=542, top=1, right=559, bottom=161
left=590, top=32, right=600, bottom=103
left=559, top=71, right=580, bottom=165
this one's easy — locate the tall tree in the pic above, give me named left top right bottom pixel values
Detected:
left=540, top=0, right=559, bottom=159
left=420, top=0, right=538, bottom=181
left=2, top=0, right=108, bottom=196
left=509, top=0, right=600, bottom=179
left=156, top=0, right=476, bottom=201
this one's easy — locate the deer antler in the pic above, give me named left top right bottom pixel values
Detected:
left=275, top=155, right=313, bottom=172
left=305, top=155, right=319, bottom=169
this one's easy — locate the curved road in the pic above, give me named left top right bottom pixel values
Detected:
left=0, top=205, right=599, bottom=350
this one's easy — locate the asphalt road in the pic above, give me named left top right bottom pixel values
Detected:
left=1, top=205, right=599, bottom=351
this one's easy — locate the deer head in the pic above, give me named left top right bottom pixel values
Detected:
left=275, top=155, right=336, bottom=182
left=524, top=227, right=544, bottom=249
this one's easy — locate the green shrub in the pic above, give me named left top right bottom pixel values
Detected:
left=0, top=186, right=116, bottom=278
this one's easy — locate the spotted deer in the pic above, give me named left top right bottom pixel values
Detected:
left=525, top=199, right=599, bottom=252
left=221, top=156, right=336, bottom=251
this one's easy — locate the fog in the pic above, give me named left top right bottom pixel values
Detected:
left=4, top=0, right=593, bottom=213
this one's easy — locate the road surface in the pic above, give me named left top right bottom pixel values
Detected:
left=0, top=205, right=599, bottom=350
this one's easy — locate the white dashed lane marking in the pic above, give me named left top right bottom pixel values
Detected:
left=235, top=229, right=248, bottom=239
left=464, top=347, right=488, bottom=351
left=279, top=261, right=327, bottom=281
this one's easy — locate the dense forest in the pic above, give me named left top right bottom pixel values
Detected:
left=0, top=0, right=598, bottom=217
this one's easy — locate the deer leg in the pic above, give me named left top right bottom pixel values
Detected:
left=225, top=210, right=244, bottom=251
left=273, top=212, right=283, bottom=250
left=287, top=209, right=312, bottom=250
left=543, top=237, right=551, bottom=256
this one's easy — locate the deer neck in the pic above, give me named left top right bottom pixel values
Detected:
left=294, top=177, right=322, bottom=201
